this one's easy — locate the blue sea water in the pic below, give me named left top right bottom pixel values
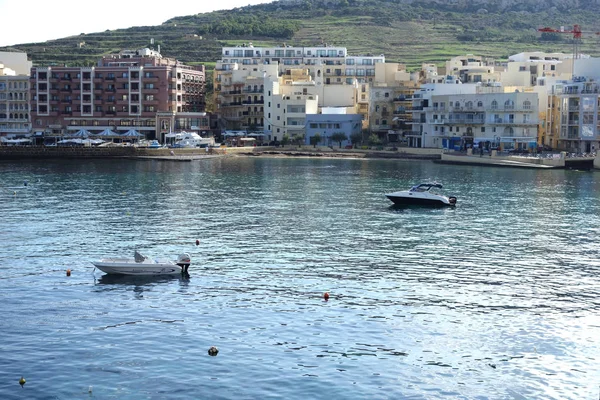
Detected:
left=0, top=157, right=599, bottom=399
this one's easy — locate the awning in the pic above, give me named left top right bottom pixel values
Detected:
left=121, top=129, right=142, bottom=137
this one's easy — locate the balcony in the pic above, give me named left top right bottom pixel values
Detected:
left=449, top=117, right=485, bottom=124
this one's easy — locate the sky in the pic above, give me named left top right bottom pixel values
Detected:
left=0, top=0, right=273, bottom=47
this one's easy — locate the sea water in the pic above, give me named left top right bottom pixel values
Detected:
left=0, top=157, right=599, bottom=399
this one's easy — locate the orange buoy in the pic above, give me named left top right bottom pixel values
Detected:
left=195, top=239, right=200, bottom=246
left=324, top=292, right=330, bottom=301
left=66, top=269, right=71, bottom=277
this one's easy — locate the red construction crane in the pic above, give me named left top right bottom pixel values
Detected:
left=538, top=24, right=600, bottom=61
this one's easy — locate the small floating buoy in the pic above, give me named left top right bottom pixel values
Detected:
left=324, top=292, right=330, bottom=301
left=88, top=385, right=93, bottom=393
left=66, top=269, right=71, bottom=277
left=208, top=346, right=219, bottom=356
left=19, top=376, right=25, bottom=387
left=195, top=239, right=200, bottom=246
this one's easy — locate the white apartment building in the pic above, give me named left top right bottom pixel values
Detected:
left=264, top=70, right=319, bottom=141
left=213, top=61, right=276, bottom=132
left=412, top=87, right=538, bottom=149
left=445, top=55, right=500, bottom=84
left=0, top=61, right=30, bottom=138
left=0, top=51, right=32, bottom=76
left=501, top=52, right=574, bottom=87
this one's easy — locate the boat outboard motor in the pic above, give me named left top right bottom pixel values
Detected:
left=177, top=253, right=191, bottom=274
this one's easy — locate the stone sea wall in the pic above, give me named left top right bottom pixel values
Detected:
left=0, top=146, right=228, bottom=160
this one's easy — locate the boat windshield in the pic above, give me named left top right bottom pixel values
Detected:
left=410, top=183, right=443, bottom=192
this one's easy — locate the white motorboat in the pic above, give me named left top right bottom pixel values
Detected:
left=386, top=182, right=457, bottom=207
left=166, top=131, right=214, bottom=148
left=92, top=252, right=191, bottom=276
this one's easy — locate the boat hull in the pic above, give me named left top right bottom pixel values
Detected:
left=92, top=259, right=183, bottom=275
left=385, top=191, right=455, bottom=207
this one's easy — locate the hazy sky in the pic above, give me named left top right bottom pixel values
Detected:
left=0, top=0, right=273, bottom=47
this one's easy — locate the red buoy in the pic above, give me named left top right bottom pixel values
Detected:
left=66, top=269, right=71, bottom=277
left=195, top=239, right=200, bottom=246
left=324, top=292, right=330, bottom=301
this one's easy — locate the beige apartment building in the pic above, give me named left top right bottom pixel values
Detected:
left=30, top=48, right=206, bottom=140
left=545, top=77, right=600, bottom=153
left=214, top=44, right=384, bottom=132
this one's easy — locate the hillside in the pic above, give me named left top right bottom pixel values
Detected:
left=2, top=0, right=600, bottom=69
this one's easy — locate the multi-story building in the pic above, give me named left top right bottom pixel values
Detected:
left=0, top=51, right=32, bottom=76
left=445, top=55, right=500, bottom=84
left=305, top=111, right=362, bottom=147
left=412, top=89, right=538, bottom=149
left=30, top=48, right=206, bottom=140
left=214, top=44, right=384, bottom=132
left=0, top=61, right=30, bottom=138
left=501, top=52, right=574, bottom=87
left=262, top=65, right=362, bottom=142
left=368, top=63, right=419, bottom=144
left=545, top=77, right=600, bottom=153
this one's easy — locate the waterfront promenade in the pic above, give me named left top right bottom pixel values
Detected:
left=1, top=145, right=599, bottom=169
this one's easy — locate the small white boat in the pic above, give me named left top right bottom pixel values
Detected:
left=92, top=252, right=191, bottom=276
left=386, top=182, right=457, bottom=207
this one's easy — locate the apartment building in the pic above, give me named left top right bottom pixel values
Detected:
left=545, top=77, right=600, bottom=153
left=501, top=52, right=574, bottom=87
left=445, top=55, right=500, bottom=84
left=0, top=51, right=32, bottom=76
left=412, top=88, right=538, bottom=149
left=368, top=63, right=419, bottom=143
left=0, top=61, right=30, bottom=138
left=214, top=44, right=383, bottom=132
left=30, top=48, right=206, bottom=139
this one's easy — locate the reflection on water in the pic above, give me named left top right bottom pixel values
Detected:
left=94, top=273, right=184, bottom=286
left=0, top=158, right=599, bottom=399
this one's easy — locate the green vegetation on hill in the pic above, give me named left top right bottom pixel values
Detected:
left=2, top=0, right=600, bottom=69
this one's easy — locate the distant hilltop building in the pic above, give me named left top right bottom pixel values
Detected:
left=29, top=48, right=207, bottom=141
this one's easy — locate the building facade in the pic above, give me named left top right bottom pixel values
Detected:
left=412, top=90, right=539, bottom=149
left=0, top=62, right=30, bottom=138
left=545, top=77, right=600, bottom=153
left=305, top=112, right=361, bottom=147
left=29, top=48, right=205, bottom=139
left=214, top=44, right=383, bottom=133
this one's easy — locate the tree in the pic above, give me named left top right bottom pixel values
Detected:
left=311, top=133, right=322, bottom=148
left=368, top=134, right=381, bottom=146
left=281, top=134, right=290, bottom=146
left=350, top=132, right=363, bottom=148
left=331, top=132, right=348, bottom=148
left=292, top=133, right=304, bottom=146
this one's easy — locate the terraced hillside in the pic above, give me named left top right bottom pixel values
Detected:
left=2, top=0, right=600, bottom=69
